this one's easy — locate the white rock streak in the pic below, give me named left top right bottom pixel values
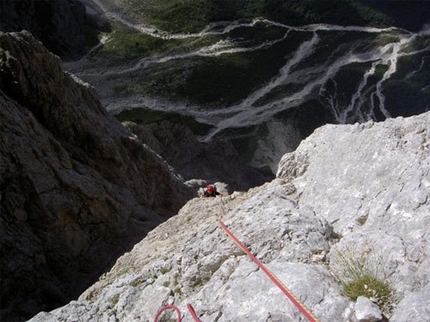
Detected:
left=69, top=10, right=430, bottom=141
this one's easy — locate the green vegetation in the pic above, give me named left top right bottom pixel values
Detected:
left=109, top=27, right=311, bottom=108
left=116, top=0, right=429, bottom=34
left=120, top=0, right=264, bottom=33
left=332, top=249, right=393, bottom=311
left=343, top=272, right=392, bottom=304
left=86, top=0, right=429, bottom=134
left=357, top=214, right=368, bottom=226
left=404, top=35, right=430, bottom=54
left=176, top=53, right=269, bottom=106
left=98, top=22, right=183, bottom=59
left=111, top=294, right=120, bottom=307
left=115, top=108, right=213, bottom=136
left=89, top=0, right=430, bottom=110
left=127, top=0, right=208, bottom=33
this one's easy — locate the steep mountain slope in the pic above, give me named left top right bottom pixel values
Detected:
left=0, top=28, right=273, bottom=321
left=1, top=1, right=429, bottom=320
left=0, top=31, right=194, bottom=321
left=29, top=109, right=430, bottom=322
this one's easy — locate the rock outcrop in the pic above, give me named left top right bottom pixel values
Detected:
left=29, top=110, right=430, bottom=321
left=0, top=31, right=194, bottom=321
left=126, top=121, right=272, bottom=192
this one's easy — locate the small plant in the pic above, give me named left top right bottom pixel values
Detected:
left=342, top=268, right=392, bottom=306
left=160, top=266, right=171, bottom=275
left=357, top=213, right=368, bottom=226
left=332, top=249, right=393, bottom=311
left=111, top=294, right=120, bottom=307
left=130, top=277, right=144, bottom=287
left=173, top=286, right=182, bottom=296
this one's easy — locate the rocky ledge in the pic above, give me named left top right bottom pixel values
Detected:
left=30, top=110, right=430, bottom=321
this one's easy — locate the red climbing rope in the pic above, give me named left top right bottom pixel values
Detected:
left=154, top=197, right=319, bottom=322
left=187, top=303, right=201, bottom=321
left=153, top=305, right=181, bottom=322
left=218, top=197, right=320, bottom=322
left=153, top=304, right=201, bottom=322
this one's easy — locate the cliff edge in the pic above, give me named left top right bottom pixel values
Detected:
left=0, top=31, right=194, bottom=321
left=29, top=110, right=430, bottom=321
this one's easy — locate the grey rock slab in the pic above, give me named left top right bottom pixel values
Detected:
left=355, top=296, right=383, bottom=322
left=28, top=111, right=430, bottom=322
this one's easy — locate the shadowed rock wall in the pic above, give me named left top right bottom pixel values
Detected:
left=0, top=0, right=103, bottom=59
left=0, top=31, right=194, bottom=321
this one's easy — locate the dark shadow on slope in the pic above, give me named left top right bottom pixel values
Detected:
left=264, top=0, right=430, bottom=31
left=359, top=0, right=430, bottom=32
left=0, top=0, right=111, bottom=61
left=0, top=31, right=194, bottom=322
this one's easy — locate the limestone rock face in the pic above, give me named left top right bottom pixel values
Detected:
left=0, top=31, right=194, bottom=321
left=29, top=110, right=430, bottom=321
left=355, top=296, right=383, bottom=322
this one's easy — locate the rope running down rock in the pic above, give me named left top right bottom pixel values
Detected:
left=154, top=196, right=319, bottom=322
left=217, top=196, right=320, bottom=322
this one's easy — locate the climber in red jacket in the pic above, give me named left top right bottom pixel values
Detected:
left=202, top=184, right=220, bottom=197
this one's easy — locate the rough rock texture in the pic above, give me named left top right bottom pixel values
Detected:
left=29, top=111, right=430, bottom=321
left=0, top=0, right=94, bottom=59
left=355, top=297, right=383, bottom=322
left=126, top=121, right=272, bottom=192
left=0, top=31, right=194, bottom=321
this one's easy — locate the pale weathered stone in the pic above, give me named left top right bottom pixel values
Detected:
left=355, top=296, right=383, bottom=322
left=29, top=110, right=430, bottom=322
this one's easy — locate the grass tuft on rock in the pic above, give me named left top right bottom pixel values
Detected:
left=332, top=249, right=393, bottom=311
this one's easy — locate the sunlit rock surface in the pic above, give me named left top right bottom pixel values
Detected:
left=30, top=110, right=430, bottom=322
